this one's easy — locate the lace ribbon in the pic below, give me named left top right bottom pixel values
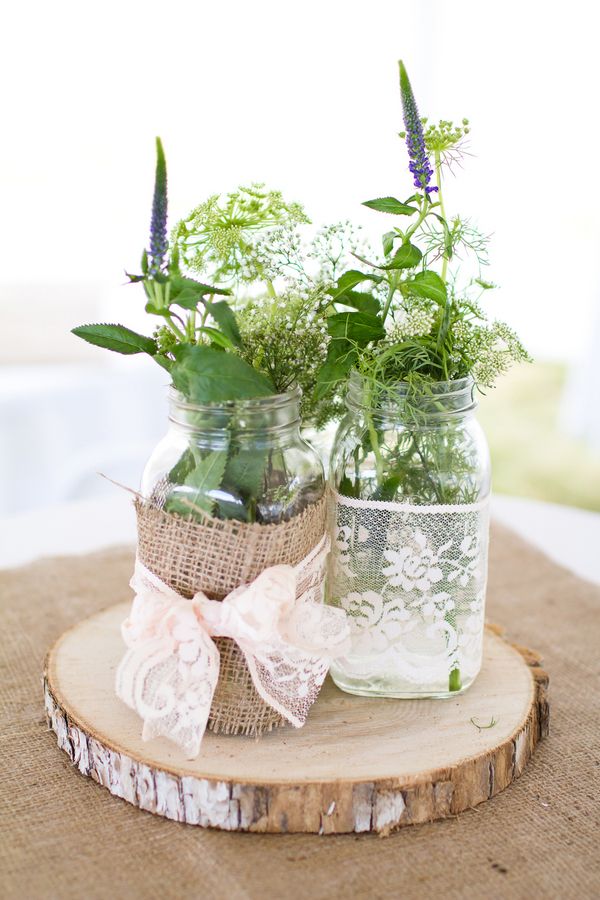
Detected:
left=115, top=534, right=350, bottom=758
left=331, top=492, right=490, bottom=686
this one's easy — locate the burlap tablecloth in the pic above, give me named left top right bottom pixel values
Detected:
left=1, top=523, right=599, bottom=899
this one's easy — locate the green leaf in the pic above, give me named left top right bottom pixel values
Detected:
left=432, top=213, right=453, bottom=260
left=165, top=450, right=227, bottom=517
left=72, top=324, right=158, bottom=356
left=125, top=271, right=145, bottom=283
left=314, top=342, right=358, bottom=400
left=338, top=290, right=381, bottom=316
left=329, top=269, right=383, bottom=299
left=224, top=447, right=267, bottom=499
left=362, top=197, right=418, bottom=216
left=401, top=271, right=448, bottom=304
left=167, top=448, right=196, bottom=484
left=474, top=278, right=496, bottom=290
left=170, top=344, right=274, bottom=402
left=168, top=276, right=231, bottom=311
left=327, top=312, right=385, bottom=346
left=153, top=353, right=174, bottom=372
left=196, top=326, right=235, bottom=350
left=382, top=231, right=396, bottom=256
left=385, top=242, right=422, bottom=270
left=206, top=300, right=242, bottom=347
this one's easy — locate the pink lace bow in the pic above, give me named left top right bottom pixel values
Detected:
left=115, top=534, right=350, bottom=758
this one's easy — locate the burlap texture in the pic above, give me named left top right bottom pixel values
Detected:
left=135, top=495, right=327, bottom=735
left=1, top=522, right=599, bottom=899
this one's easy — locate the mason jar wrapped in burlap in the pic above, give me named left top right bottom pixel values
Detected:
left=135, top=386, right=327, bottom=736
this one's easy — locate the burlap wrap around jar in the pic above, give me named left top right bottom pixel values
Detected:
left=134, top=494, right=328, bottom=734
left=135, top=391, right=327, bottom=735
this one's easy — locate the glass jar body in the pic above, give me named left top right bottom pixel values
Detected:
left=328, top=374, right=491, bottom=698
left=141, top=387, right=325, bottom=524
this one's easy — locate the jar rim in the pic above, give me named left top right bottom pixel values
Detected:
left=346, top=371, right=476, bottom=418
left=168, top=382, right=302, bottom=413
left=348, top=371, right=475, bottom=394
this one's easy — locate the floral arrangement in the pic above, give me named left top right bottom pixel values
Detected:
left=316, top=61, right=530, bottom=505
left=316, top=61, right=529, bottom=401
left=72, top=143, right=355, bottom=750
left=323, top=61, right=530, bottom=699
left=70, top=62, right=530, bottom=714
left=71, top=142, right=359, bottom=523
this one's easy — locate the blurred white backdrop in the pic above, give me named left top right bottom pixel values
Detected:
left=1, top=0, right=598, bottom=514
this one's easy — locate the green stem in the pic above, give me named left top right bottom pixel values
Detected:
left=365, top=383, right=385, bottom=484
left=405, top=195, right=430, bottom=243
left=435, top=151, right=449, bottom=284
left=381, top=277, right=397, bottom=325
left=449, top=668, right=462, bottom=692
left=409, top=432, right=444, bottom=503
left=165, top=313, right=185, bottom=341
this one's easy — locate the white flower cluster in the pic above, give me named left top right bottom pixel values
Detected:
left=307, top=221, right=366, bottom=283
left=470, top=320, right=531, bottom=388
left=237, top=288, right=331, bottom=419
left=388, top=299, right=436, bottom=340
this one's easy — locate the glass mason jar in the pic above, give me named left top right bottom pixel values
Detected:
left=141, top=386, right=325, bottom=523
left=327, top=372, right=491, bottom=698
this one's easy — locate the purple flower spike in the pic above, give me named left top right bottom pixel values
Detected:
left=149, top=137, right=168, bottom=276
left=399, top=62, right=438, bottom=195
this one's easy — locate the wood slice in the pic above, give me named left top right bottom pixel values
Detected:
left=44, top=603, right=549, bottom=835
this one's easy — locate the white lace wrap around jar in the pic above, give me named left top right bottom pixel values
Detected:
left=327, top=373, right=491, bottom=698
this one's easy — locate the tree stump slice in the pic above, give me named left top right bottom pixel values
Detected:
left=44, top=603, right=549, bottom=835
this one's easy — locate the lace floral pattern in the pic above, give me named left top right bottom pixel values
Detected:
left=329, top=493, right=490, bottom=689
left=116, top=534, right=351, bottom=758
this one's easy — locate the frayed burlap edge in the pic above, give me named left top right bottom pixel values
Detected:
left=134, top=494, right=328, bottom=736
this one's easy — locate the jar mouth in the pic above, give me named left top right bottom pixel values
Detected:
left=168, top=383, right=302, bottom=413
left=346, top=372, right=476, bottom=420
left=168, top=383, right=302, bottom=435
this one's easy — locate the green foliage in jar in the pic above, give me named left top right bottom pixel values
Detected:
left=70, top=141, right=333, bottom=523
left=315, top=62, right=530, bottom=406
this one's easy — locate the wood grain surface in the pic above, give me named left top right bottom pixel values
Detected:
left=44, top=603, right=548, bottom=834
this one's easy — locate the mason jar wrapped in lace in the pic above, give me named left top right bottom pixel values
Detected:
left=328, top=372, right=491, bottom=698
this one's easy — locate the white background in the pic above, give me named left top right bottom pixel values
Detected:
left=1, top=0, right=598, bottom=362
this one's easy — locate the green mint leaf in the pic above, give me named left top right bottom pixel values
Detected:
left=153, top=353, right=174, bottom=372
left=382, top=231, right=396, bottom=256
left=327, top=311, right=386, bottom=346
left=337, top=290, right=381, bottom=316
left=164, top=450, right=228, bottom=518
left=170, top=344, right=274, bottom=402
left=196, top=326, right=235, bottom=350
left=71, top=324, right=158, bottom=355
left=168, top=275, right=231, bottom=311
left=206, top=300, right=242, bottom=347
left=329, top=269, right=383, bottom=299
left=384, top=242, right=422, bottom=270
left=314, top=342, right=358, bottom=400
left=223, top=447, right=267, bottom=499
left=362, top=197, right=418, bottom=215
left=401, top=271, right=448, bottom=304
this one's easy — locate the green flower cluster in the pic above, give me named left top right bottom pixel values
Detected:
left=172, top=184, right=309, bottom=285
left=423, top=118, right=470, bottom=154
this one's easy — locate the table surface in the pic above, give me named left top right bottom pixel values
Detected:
left=1, top=492, right=599, bottom=585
